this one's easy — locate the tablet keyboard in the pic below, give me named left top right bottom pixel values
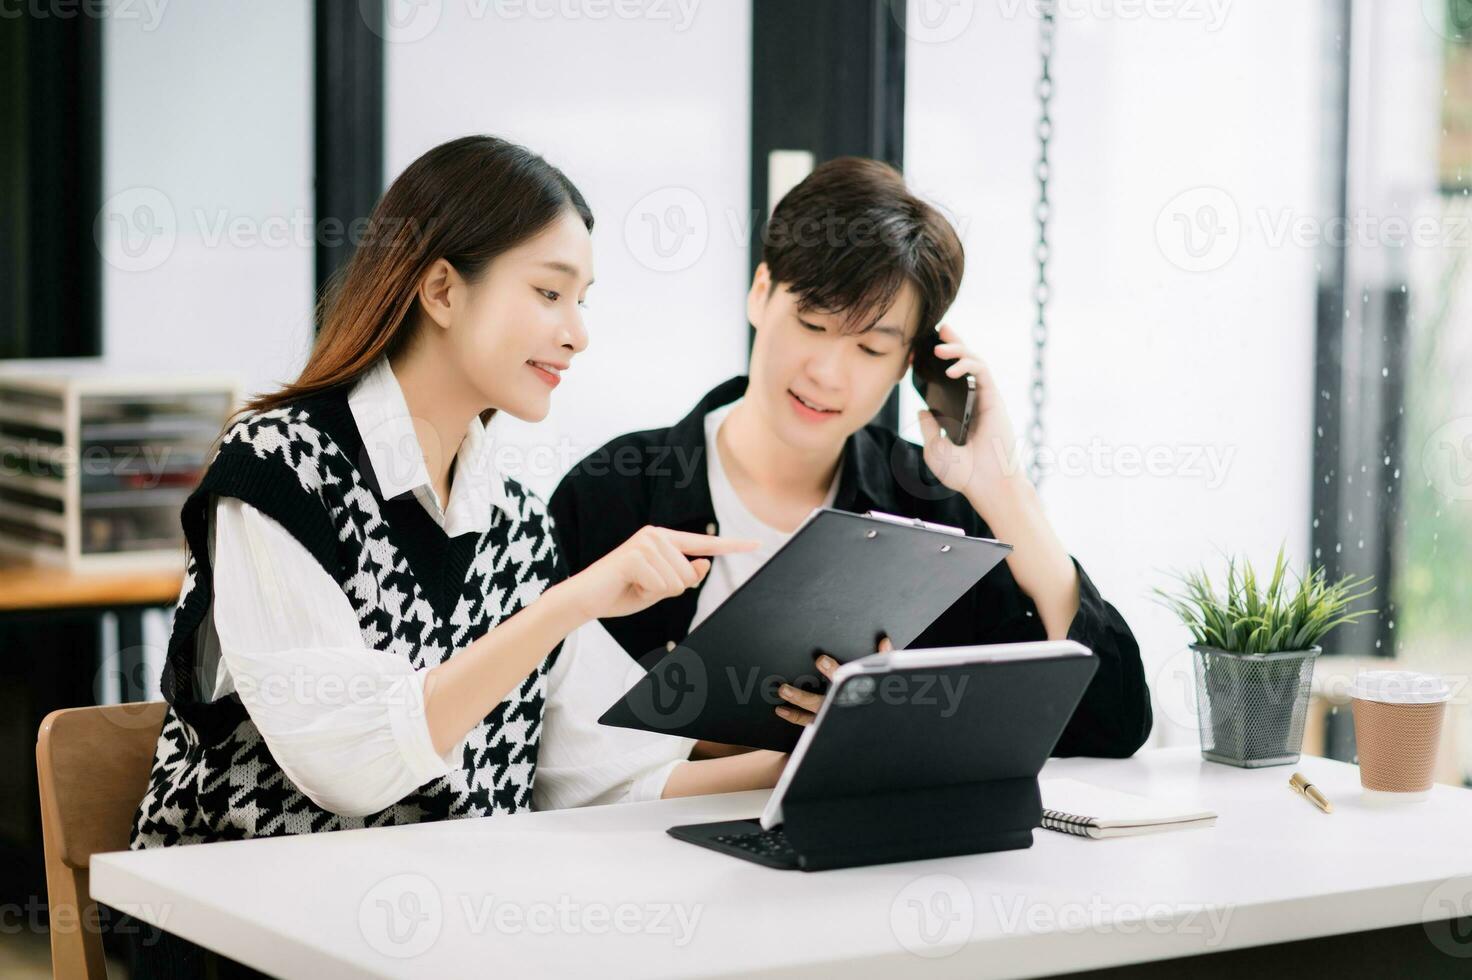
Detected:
left=710, top=826, right=797, bottom=862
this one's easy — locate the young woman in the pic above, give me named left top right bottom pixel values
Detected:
left=122, top=136, right=778, bottom=975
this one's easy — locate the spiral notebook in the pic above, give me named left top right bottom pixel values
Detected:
left=1039, top=778, right=1217, bottom=839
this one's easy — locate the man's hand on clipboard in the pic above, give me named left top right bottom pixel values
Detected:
left=775, top=635, right=894, bottom=727
left=556, top=526, right=758, bottom=621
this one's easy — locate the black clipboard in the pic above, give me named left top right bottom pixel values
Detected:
left=598, top=507, right=1013, bottom=752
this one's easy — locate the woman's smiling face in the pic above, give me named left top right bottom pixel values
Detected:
left=444, top=208, right=595, bottom=422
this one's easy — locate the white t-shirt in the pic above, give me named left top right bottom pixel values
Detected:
left=691, top=400, right=841, bottom=631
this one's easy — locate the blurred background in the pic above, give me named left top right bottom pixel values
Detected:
left=2, top=0, right=1469, bottom=972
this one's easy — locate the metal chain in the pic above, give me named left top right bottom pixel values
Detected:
left=1029, top=1, right=1056, bottom=487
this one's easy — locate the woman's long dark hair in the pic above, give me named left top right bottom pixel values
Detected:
left=230, top=135, right=592, bottom=427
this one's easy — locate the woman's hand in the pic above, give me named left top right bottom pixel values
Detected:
left=553, top=525, right=758, bottom=622
left=775, top=636, right=893, bottom=726
left=918, top=322, right=1026, bottom=501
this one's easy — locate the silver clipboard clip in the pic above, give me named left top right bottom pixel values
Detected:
left=864, top=509, right=966, bottom=537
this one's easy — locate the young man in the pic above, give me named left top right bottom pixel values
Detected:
left=550, top=157, right=1151, bottom=758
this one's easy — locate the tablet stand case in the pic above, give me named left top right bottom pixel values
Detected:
left=669, top=650, right=1099, bottom=871
left=779, top=777, right=1043, bottom=870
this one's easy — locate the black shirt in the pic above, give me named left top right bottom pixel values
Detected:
left=550, top=376, right=1152, bottom=758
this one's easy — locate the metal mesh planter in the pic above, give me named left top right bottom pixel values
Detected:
left=1191, top=644, right=1320, bottom=768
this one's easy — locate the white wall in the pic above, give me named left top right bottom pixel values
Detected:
left=87, top=1, right=749, bottom=691
left=99, top=1, right=315, bottom=394
left=77, top=3, right=1328, bottom=738
left=903, top=2, right=1324, bottom=745
left=90, top=2, right=750, bottom=465
left=39, top=3, right=317, bottom=700
left=384, top=0, right=753, bottom=498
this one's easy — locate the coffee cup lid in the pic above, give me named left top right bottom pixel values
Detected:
left=1352, top=670, right=1451, bottom=705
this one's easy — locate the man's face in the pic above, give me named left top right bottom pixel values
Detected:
left=745, top=262, right=919, bottom=456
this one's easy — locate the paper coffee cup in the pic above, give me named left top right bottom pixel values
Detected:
left=1351, top=670, right=1451, bottom=800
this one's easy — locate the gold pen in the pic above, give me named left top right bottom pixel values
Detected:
left=1289, top=771, right=1333, bottom=813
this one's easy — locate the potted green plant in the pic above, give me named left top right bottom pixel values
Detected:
left=1154, top=545, right=1376, bottom=768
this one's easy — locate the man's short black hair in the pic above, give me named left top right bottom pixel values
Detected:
left=760, top=157, right=965, bottom=351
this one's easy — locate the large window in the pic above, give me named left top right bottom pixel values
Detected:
left=905, top=2, right=1469, bottom=777
left=1398, top=8, right=1472, bottom=678
left=1335, top=0, right=1472, bottom=780
left=904, top=2, right=1324, bottom=748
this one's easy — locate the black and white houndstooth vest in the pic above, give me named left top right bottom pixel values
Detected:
left=129, top=383, right=563, bottom=849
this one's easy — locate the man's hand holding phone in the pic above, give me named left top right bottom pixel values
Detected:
left=915, top=322, right=1024, bottom=501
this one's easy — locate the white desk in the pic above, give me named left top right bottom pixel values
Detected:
left=92, top=748, right=1472, bottom=979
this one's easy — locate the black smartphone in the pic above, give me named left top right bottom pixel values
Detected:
left=911, top=334, right=977, bottom=445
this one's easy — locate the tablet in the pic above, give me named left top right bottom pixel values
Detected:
left=665, top=640, right=1099, bottom=870
left=761, top=639, right=1096, bottom=828
left=598, top=507, right=1013, bottom=752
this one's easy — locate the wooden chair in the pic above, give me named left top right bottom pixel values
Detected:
left=36, top=701, right=166, bottom=980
